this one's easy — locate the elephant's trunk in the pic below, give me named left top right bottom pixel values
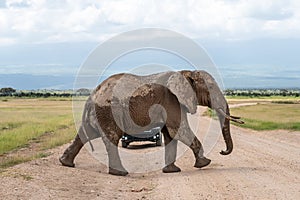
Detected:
left=219, top=116, right=233, bottom=155
left=214, top=106, right=233, bottom=155
left=216, top=107, right=243, bottom=155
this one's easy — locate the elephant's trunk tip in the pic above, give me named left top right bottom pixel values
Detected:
left=220, top=149, right=232, bottom=155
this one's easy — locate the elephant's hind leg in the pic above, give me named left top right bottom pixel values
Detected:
left=101, top=132, right=128, bottom=176
left=161, top=126, right=181, bottom=173
left=59, top=133, right=84, bottom=167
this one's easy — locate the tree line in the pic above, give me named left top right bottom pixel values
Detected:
left=224, top=89, right=300, bottom=97
left=1, top=87, right=299, bottom=98
left=0, top=87, right=91, bottom=97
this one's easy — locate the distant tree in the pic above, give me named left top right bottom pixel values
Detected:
left=0, top=87, right=16, bottom=96
left=44, top=92, right=51, bottom=98
left=76, top=88, right=91, bottom=96
left=280, top=89, right=288, bottom=97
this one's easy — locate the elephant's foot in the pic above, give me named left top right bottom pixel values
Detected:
left=194, top=157, right=211, bottom=168
left=59, top=134, right=83, bottom=168
left=109, top=167, right=128, bottom=176
left=162, top=163, right=181, bottom=173
left=59, top=155, right=75, bottom=168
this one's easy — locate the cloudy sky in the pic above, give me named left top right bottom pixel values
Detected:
left=0, top=0, right=300, bottom=89
left=1, top=0, right=300, bottom=44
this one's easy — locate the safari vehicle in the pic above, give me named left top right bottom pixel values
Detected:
left=121, top=127, right=162, bottom=148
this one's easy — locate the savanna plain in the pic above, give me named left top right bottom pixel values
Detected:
left=0, top=96, right=299, bottom=199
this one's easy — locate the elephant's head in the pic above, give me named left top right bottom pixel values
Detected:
left=168, top=70, right=244, bottom=155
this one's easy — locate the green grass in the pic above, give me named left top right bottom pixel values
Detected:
left=40, top=126, right=77, bottom=150
left=234, top=118, right=300, bottom=131
left=0, top=152, right=52, bottom=170
left=0, top=99, right=76, bottom=155
left=230, top=102, right=300, bottom=131
left=0, top=114, right=74, bottom=155
left=0, top=122, right=24, bottom=131
left=0, top=98, right=77, bottom=170
left=0, top=156, right=33, bottom=169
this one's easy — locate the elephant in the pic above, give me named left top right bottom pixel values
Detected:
left=59, top=70, right=243, bottom=176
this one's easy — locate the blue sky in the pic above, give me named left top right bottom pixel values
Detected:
left=0, top=0, right=300, bottom=89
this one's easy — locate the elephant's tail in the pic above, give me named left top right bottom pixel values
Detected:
left=78, top=125, right=95, bottom=151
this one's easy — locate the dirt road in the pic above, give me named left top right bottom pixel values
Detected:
left=0, top=107, right=299, bottom=199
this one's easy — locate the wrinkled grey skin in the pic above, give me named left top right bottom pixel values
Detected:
left=60, top=70, right=242, bottom=176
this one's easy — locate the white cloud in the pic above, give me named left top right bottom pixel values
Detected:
left=0, top=37, right=16, bottom=46
left=0, top=0, right=300, bottom=45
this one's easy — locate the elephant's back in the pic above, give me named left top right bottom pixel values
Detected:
left=93, top=73, right=128, bottom=106
left=92, top=71, right=174, bottom=107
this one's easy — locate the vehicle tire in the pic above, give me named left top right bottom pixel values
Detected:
left=156, top=132, right=162, bottom=146
left=122, top=141, right=128, bottom=148
left=156, top=139, right=162, bottom=146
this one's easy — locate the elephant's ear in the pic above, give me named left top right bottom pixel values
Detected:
left=167, top=72, right=197, bottom=114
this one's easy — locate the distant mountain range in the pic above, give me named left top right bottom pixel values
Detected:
left=1, top=39, right=300, bottom=90
left=0, top=72, right=299, bottom=90
left=0, top=74, right=75, bottom=90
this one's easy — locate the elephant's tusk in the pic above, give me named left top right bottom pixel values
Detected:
left=218, top=109, right=245, bottom=124
left=230, top=115, right=241, bottom=119
left=230, top=117, right=244, bottom=124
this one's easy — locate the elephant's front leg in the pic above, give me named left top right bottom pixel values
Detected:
left=102, top=134, right=128, bottom=176
left=189, top=136, right=211, bottom=168
left=168, top=114, right=211, bottom=169
left=161, top=126, right=181, bottom=173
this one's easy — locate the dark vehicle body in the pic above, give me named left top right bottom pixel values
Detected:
left=121, top=127, right=162, bottom=148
